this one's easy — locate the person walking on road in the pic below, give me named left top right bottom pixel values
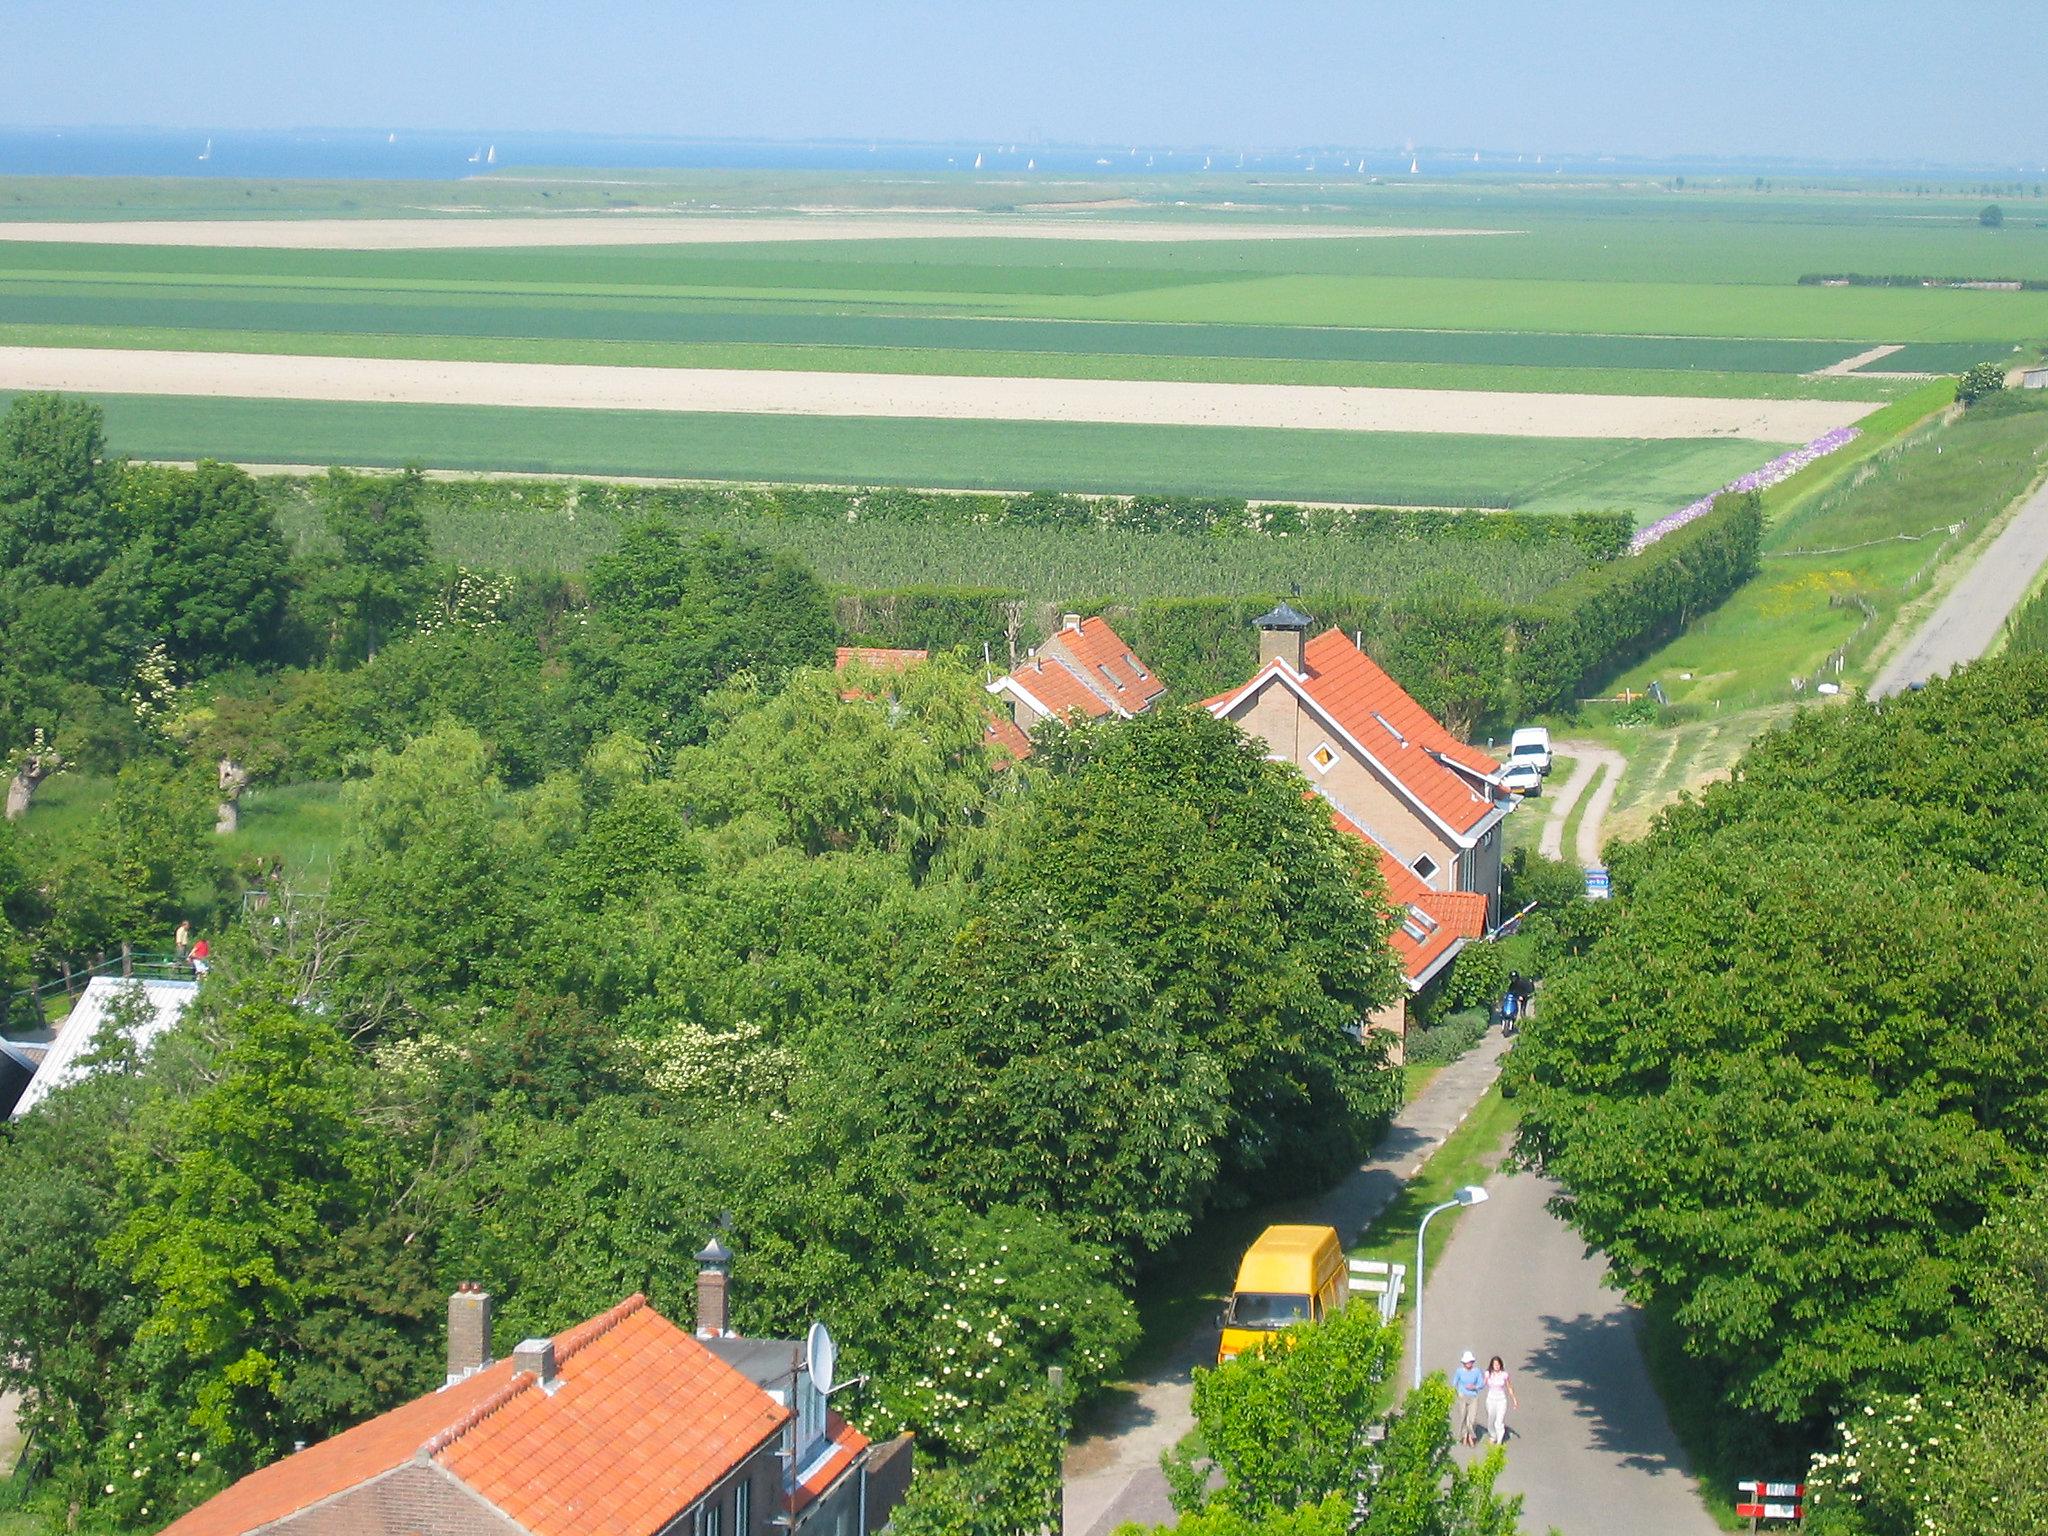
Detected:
left=1483, top=1355, right=1518, bottom=1445
left=1451, top=1350, right=1486, bottom=1445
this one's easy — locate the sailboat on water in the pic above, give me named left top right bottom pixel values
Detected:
left=973, top=151, right=983, bottom=169
left=197, top=138, right=212, bottom=161
left=468, top=148, right=481, bottom=163
left=1409, top=157, right=1419, bottom=175
left=486, top=145, right=497, bottom=165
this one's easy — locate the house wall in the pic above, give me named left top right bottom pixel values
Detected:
left=1462, top=822, right=1504, bottom=926
left=265, top=1462, right=527, bottom=1536
left=1366, top=995, right=1408, bottom=1068
left=1230, top=682, right=1462, bottom=885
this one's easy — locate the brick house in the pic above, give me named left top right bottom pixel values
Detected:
left=985, top=614, right=1164, bottom=751
left=1207, top=605, right=1510, bottom=925
left=160, top=1264, right=908, bottom=1536
left=1206, top=606, right=1511, bottom=1055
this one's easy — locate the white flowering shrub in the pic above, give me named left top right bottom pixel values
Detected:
left=1807, top=1390, right=2048, bottom=1536
left=128, top=642, right=181, bottom=735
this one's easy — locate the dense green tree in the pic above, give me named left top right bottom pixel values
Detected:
left=1162, top=1306, right=1520, bottom=1536
left=1957, top=360, right=2007, bottom=404
left=0, top=393, right=120, bottom=587
left=570, top=524, right=835, bottom=747
left=877, top=895, right=1228, bottom=1258
left=1000, top=708, right=1402, bottom=1186
left=41, top=758, right=219, bottom=957
left=306, top=467, right=435, bottom=661
left=121, top=462, right=293, bottom=672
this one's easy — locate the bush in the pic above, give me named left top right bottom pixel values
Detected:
left=1403, top=1010, right=1490, bottom=1067
left=1981, top=203, right=2005, bottom=228
left=1957, top=361, right=2007, bottom=405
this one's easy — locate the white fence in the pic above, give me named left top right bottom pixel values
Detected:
left=1348, top=1257, right=1408, bottom=1324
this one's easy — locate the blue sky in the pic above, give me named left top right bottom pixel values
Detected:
left=6, top=0, right=2045, bottom=166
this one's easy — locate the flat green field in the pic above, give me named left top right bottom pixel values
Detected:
left=20, top=390, right=1782, bottom=518
left=1, top=175, right=2039, bottom=507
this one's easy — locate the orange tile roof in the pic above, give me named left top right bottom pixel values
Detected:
left=793, top=1412, right=872, bottom=1513
left=835, top=647, right=928, bottom=672
left=1316, top=795, right=1476, bottom=986
left=1004, top=654, right=1117, bottom=721
left=1288, top=630, right=1501, bottom=839
left=1040, top=617, right=1166, bottom=712
left=984, top=713, right=1034, bottom=765
left=161, top=1296, right=790, bottom=1536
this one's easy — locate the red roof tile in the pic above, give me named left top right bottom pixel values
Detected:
left=1223, top=632, right=1500, bottom=840
left=793, top=1413, right=872, bottom=1513
left=1002, top=655, right=1117, bottom=721
left=161, top=1296, right=790, bottom=1536
left=1316, top=796, right=1475, bottom=986
left=1038, top=617, right=1166, bottom=712
left=983, top=713, right=1034, bottom=765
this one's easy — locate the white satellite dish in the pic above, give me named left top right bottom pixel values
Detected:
left=806, top=1320, right=838, bottom=1396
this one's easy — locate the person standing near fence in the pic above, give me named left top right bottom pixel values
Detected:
left=189, top=937, right=210, bottom=977
left=175, top=920, right=191, bottom=960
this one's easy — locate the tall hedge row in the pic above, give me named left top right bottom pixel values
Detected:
left=838, top=495, right=1763, bottom=734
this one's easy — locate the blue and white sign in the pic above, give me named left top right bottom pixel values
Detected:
left=1584, top=866, right=1611, bottom=900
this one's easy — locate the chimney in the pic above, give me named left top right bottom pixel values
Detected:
left=696, top=1234, right=734, bottom=1338
left=514, top=1337, right=561, bottom=1395
left=447, top=1283, right=493, bottom=1385
left=1061, top=612, right=1082, bottom=632
left=1254, top=602, right=1314, bottom=674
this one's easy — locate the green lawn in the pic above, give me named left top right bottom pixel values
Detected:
left=19, top=391, right=1788, bottom=516
left=1618, top=391, right=2048, bottom=710
left=1348, top=1086, right=1519, bottom=1283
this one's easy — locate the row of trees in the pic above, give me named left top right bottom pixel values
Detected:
left=1506, top=655, right=2048, bottom=1535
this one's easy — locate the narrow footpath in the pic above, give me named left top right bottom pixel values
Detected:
left=1062, top=1031, right=1513, bottom=1536
left=1410, top=1169, right=1719, bottom=1536
left=1873, top=470, right=2048, bottom=696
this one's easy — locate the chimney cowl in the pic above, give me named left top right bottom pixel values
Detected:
left=696, top=1231, right=733, bottom=1338
left=695, top=1236, right=733, bottom=1269
left=1062, top=612, right=1082, bottom=631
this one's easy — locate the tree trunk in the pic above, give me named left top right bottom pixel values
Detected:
left=5, top=747, right=63, bottom=822
left=215, top=755, right=251, bottom=836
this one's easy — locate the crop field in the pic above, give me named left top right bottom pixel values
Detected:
left=0, top=175, right=2037, bottom=509
left=24, top=390, right=1783, bottom=517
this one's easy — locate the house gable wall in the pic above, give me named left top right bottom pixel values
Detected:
left=1227, top=678, right=1461, bottom=884
left=261, top=1462, right=526, bottom=1536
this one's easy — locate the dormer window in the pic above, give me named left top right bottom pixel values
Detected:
left=1411, top=854, right=1439, bottom=881
left=1099, top=664, right=1125, bottom=691
left=1400, top=907, right=1436, bottom=942
left=1309, top=743, right=1337, bottom=773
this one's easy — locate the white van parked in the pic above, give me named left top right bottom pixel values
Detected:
left=1507, top=726, right=1553, bottom=777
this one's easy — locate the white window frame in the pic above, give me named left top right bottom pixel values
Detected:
left=1411, top=853, right=1439, bottom=882
left=1308, top=742, right=1338, bottom=775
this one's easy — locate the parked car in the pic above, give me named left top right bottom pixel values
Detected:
left=1500, top=760, right=1544, bottom=797
left=1508, top=726, right=1553, bottom=776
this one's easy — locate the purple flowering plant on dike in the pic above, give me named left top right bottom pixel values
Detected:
left=1629, top=427, right=1860, bottom=554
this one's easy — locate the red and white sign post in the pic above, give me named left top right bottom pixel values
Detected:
left=1735, top=1480, right=1804, bottom=1531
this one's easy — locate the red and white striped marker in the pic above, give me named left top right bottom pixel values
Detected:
left=1735, top=1480, right=1804, bottom=1521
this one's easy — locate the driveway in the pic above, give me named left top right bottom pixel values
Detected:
left=1872, top=471, right=2048, bottom=696
left=1410, top=1169, right=1719, bottom=1536
left=1536, top=743, right=1626, bottom=868
left=1063, top=1032, right=1513, bottom=1536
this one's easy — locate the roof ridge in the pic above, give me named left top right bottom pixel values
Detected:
left=421, top=1374, right=534, bottom=1460
left=556, top=1291, right=649, bottom=1364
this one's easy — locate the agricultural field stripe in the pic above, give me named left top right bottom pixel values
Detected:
left=0, top=347, right=1874, bottom=441
left=0, top=217, right=1520, bottom=250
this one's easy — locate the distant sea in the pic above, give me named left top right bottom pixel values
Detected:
left=0, top=127, right=2032, bottom=182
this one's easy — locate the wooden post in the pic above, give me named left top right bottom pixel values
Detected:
left=121, top=939, right=133, bottom=979
left=62, top=960, right=75, bottom=1001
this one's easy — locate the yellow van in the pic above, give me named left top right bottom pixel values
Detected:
left=1216, top=1224, right=1348, bottom=1364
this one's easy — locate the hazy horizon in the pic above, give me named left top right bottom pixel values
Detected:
left=7, top=0, right=2047, bottom=170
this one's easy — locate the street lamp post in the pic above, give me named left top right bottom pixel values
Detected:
left=1412, top=1184, right=1490, bottom=1390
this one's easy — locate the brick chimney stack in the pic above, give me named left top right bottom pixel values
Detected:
left=447, top=1282, right=494, bottom=1385
left=695, top=1234, right=734, bottom=1338
left=1254, top=602, right=1314, bottom=674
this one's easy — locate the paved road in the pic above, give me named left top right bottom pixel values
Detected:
left=1062, top=1031, right=1513, bottom=1536
left=1410, top=1169, right=1718, bottom=1536
left=1536, top=744, right=1626, bottom=867
left=1872, top=472, right=2048, bottom=696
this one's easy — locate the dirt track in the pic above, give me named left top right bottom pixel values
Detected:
left=0, top=216, right=1516, bottom=250
left=0, top=347, right=1873, bottom=442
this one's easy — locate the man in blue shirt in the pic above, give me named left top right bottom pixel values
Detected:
left=1451, top=1349, right=1486, bottom=1445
